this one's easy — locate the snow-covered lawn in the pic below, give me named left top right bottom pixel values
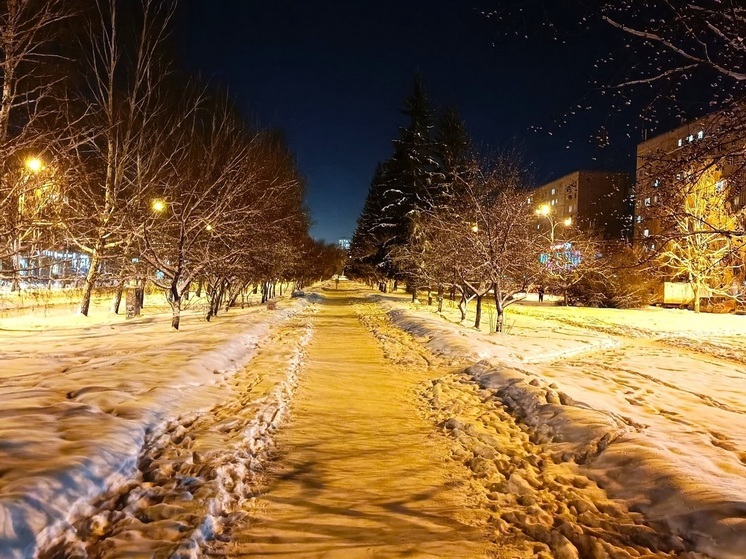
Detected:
left=0, top=295, right=309, bottom=558
left=377, top=292, right=746, bottom=559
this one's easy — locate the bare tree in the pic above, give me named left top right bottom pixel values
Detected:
left=0, top=0, right=69, bottom=286
left=59, top=0, right=175, bottom=315
left=411, top=155, right=542, bottom=332
left=601, top=1, right=746, bottom=87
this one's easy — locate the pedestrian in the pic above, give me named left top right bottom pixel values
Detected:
left=538, top=286, right=544, bottom=303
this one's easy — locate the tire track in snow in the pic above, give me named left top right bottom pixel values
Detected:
left=36, top=311, right=316, bottom=559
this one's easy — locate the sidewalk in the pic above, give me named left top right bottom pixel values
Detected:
left=214, top=288, right=490, bottom=558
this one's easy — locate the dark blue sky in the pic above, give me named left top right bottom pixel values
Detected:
left=177, top=1, right=638, bottom=243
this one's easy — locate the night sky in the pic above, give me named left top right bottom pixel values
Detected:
left=177, top=1, right=638, bottom=243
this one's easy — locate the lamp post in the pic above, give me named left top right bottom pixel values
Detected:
left=535, top=204, right=571, bottom=243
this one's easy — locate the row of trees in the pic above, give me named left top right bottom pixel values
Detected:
left=0, top=0, right=342, bottom=328
left=351, top=81, right=626, bottom=331
left=353, top=77, right=746, bottom=325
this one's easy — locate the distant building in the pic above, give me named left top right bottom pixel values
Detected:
left=338, top=238, right=351, bottom=250
left=528, top=170, right=631, bottom=240
left=634, top=111, right=746, bottom=245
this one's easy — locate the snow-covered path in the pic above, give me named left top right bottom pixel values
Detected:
left=207, top=289, right=491, bottom=558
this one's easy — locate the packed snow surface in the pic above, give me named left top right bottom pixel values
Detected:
left=3, top=285, right=746, bottom=558
left=0, top=294, right=310, bottom=558
left=375, top=293, right=746, bottom=558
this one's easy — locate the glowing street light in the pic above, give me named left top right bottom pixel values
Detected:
left=205, top=224, right=213, bottom=231
left=151, top=199, right=166, bottom=213
left=25, top=157, right=44, bottom=173
left=563, top=217, right=572, bottom=227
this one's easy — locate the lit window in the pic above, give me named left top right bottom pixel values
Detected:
left=568, top=205, right=573, bottom=213
left=644, top=197, right=651, bottom=206
left=697, top=130, right=704, bottom=140
left=527, top=197, right=532, bottom=204
left=677, top=138, right=683, bottom=147
left=650, top=243, right=655, bottom=250
left=636, top=215, right=642, bottom=223
left=643, top=229, right=649, bottom=237
left=653, top=179, right=659, bottom=188
left=688, top=134, right=694, bottom=142
left=653, top=195, right=658, bottom=203
left=551, top=188, right=556, bottom=195
left=715, top=180, right=726, bottom=191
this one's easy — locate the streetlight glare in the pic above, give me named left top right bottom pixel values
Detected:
left=25, top=157, right=44, bottom=173
left=536, top=205, right=550, bottom=216
left=205, top=224, right=213, bottom=231
left=564, top=217, right=572, bottom=226
left=151, top=199, right=166, bottom=212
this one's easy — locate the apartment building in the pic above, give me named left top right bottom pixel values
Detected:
left=529, top=170, right=630, bottom=240
left=634, top=111, right=746, bottom=244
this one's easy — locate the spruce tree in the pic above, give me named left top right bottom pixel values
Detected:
left=381, top=76, right=437, bottom=255
left=434, top=106, right=472, bottom=202
left=351, top=162, right=389, bottom=268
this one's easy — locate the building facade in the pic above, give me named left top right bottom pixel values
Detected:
left=529, top=170, right=631, bottom=240
left=634, top=111, right=746, bottom=244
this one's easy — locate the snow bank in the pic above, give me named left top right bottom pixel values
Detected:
left=0, top=299, right=309, bottom=559
left=373, top=295, right=746, bottom=559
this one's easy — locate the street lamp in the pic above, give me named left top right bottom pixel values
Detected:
left=25, top=157, right=44, bottom=173
left=535, top=206, right=571, bottom=243
left=151, top=198, right=166, bottom=213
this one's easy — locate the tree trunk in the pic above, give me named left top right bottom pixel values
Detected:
left=437, top=285, right=444, bottom=312
left=171, top=295, right=181, bottom=330
left=693, top=281, right=701, bottom=313
left=458, top=291, right=467, bottom=321
left=196, top=278, right=203, bottom=297
left=427, top=289, right=432, bottom=306
left=493, top=285, right=504, bottom=333
left=79, top=248, right=101, bottom=316
left=111, top=281, right=125, bottom=314
left=411, top=284, right=417, bottom=303
left=393, top=279, right=398, bottom=291
left=474, top=294, right=482, bottom=329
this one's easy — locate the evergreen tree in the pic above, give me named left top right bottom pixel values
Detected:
left=351, top=162, right=390, bottom=272
left=434, top=105, right=472, bottom=203
left=379, top=77, right=437, bottom=269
